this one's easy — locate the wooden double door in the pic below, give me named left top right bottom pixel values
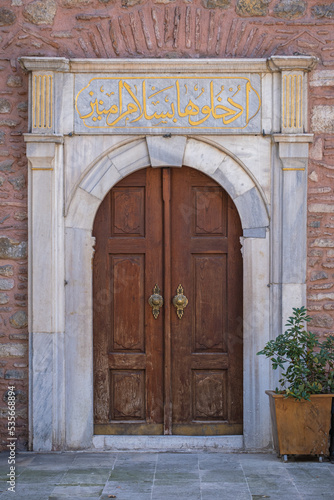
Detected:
left=93, top=166, right=243, bottom=435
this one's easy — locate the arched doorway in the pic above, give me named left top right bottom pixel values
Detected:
left=93, top=166, right=243, bottom=436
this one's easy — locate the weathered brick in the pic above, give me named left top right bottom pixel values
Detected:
left=0, top=266, right=13, bottom=277
left=310, top=238, right=334, bottom=248
left=0, top=8, right=16, bottom=26
left=308, top=221, right=320, bottom=228
left=236, top=0, right=269, bottom=16
left=309, top=204, right=334, bottom=213
left=121, top=0, right=142, bottom=6
left=309, top=283, right=333, bottom=290
left=8, top=174, right=25, bottom=191
left=0, top=343, right=26, bottom=357
left=310, top=313, right=334, bottom=328
left=17, top=102, right=28, bottom=112
left=308, top=292, right=334, bottom=301
left=0, top=279, right=14, bottom=291
left=310, top=70, right=334, bottom=87
left=0, top=131, right=5, bottom=145
left=9, top=333, right=28, bottom=340
left=311, top=106, right=334, bottom=133
left=310, top=270, right=328, bottom=281
left=273, top=0, right=306, bottom=19
left=0, top=237, right=27, bottom=259
left=3, top=389, right=27, bottom=404
left=0, top=293, right=9, bottom=305
left=23, top=0, right=57, bottom=25
left=0, top=120, right=19, bottom=127
left=308, top=249, right=323, bottom=256
left=324, top=303, right=334, bottom=310
left=307, top=304, right=323, bottom=311
left=0, top=160, right=14, bottom=173
left=0, top=99, right=11, bottom=114
left=6, top=76, right=22, bottom=88
left=61, top=0, right=92, bottom=7
left=9, top=311, right=27, bottom=329
left=202, top=0, right=231, bottom=8
left=312, top=2, right=334, bottom=18
left=4, top=370, right=27, bottom=380
left=309, top=171, right=318, bottom=182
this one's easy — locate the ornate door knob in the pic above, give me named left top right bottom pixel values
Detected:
left=173, top=284, right=188, bottom=319
left=148, top=284, right=163, bottom=319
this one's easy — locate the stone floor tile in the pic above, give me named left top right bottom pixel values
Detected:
left=0, top=482, right=56, bottom=499
left=12, top=469, right=65, bottom=484
left=200, top=469, right=247, bottom=483
left=49, top=484, right=104, bottom=497
left=60, top=468, right=111, bottom=485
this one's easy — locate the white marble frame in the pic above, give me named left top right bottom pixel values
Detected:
left=22, top=56, right=316, bottom=451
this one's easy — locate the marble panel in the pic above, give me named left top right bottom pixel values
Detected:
left=183, top=138, right=227, bottom=175
left=282, top=283, right=306, bottom=329
left=53, top=331, right=65, bottom=449
left=242, top=236, right=271, bottom=450
left=74, top=73, right=262, bottom=135
left=206, top=136, right=271, bottom=204
left=243, top=228, right=267, bottom=238
left=107, top=138, right=150, bottom=177
left=234, top=187, right=269, bottom=230
left=213, top=154, right=256, bottom=200
left=31, top=335, right=53, bottom=451
left=64, top=135, right=129, bottom=208
left=65, top=187, right=101, bottom=231
left=55, top=72, right=74, bottom=135
left=261, top=73, right=273, bottom=134
left=32, top=372, right=53, bottom=451
left=282, top=170, right=307, bottom=283
left=146, top=135, right=186, bottom=167
left=95, top=435, right=244, bottom=451
left=79, top=155, right=121, bottom=200
left=32, top=332, right=53, bottom=373
left=272, top=72, right=281, bottom=133
left=65, top=227, right=94, bottom=449
left=30, top=170, right=53, bottom=333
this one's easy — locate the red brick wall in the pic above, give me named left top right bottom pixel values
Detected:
left=0, top=0, right=333, bottom=450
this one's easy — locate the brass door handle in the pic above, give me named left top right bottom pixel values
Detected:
left=173, top=284, right=188, bottom=319
left=148, top=284, right=163, bottom=319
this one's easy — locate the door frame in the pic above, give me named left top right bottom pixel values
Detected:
left=22, top=56, right=315, bottom=451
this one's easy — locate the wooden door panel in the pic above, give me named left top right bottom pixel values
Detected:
left=193, top=254, right=227, bottom=352
left=193, top=187, right=227, bottom=236
left=111, top=255, right=145, bottom=351
left=111, top=187, right=145, bottom=237
left=93, top=168, right=164, bottom=434
left=171, top=167, right=243, bottom=434
left=111, top=370, right=145, bottom=420
left=193, top=370, right=227, bottom=420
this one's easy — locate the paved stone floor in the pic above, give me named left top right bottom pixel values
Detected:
left=0, top=451, right=333, bottom=500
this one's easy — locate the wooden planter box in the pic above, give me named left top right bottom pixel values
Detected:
left=266, top=390, right=333, bottom=457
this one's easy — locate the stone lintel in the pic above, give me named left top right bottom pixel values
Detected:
left=70, top=58, right=268, bottom=74
left=273, top=134, right=314, bottom=143
left=19, top=57, right=70, bottom=73
left=268, top=56, right=318, bottom=73
left=24, top=133, right=64, bottom=144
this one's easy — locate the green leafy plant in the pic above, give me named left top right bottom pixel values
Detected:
left=257, top=306, right=334, bottom=400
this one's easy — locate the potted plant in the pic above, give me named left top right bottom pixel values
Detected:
left=257, top=306, right=334, bottom=460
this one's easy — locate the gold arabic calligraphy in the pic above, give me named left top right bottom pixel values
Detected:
left=75, top=77, right=261, bottom=129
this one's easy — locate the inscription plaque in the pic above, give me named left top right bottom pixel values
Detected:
left=75, top=74, right=261, bottom=134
